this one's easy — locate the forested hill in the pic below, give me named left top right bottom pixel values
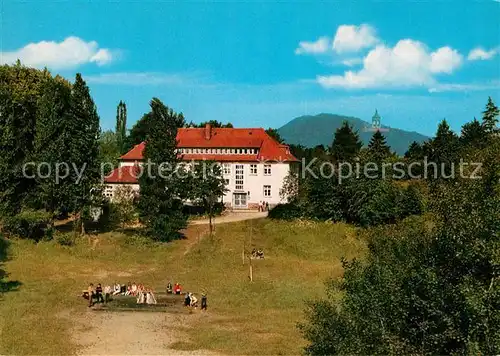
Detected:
left=278, top=113, right=429, bottom=155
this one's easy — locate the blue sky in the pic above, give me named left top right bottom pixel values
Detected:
left=1, top=1, right=499, bottom=137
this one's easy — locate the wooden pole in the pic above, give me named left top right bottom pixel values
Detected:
left=249, top=219, right=253, bottom=282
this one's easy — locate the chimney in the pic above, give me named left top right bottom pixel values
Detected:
left=204, top=123, right=212, bottom=140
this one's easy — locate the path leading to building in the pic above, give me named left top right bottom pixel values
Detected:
left=189, top=211, right=268, bottom=226
left=73, top=309, right=220, bottom=356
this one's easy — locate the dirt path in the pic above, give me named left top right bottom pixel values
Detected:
left=189, top=211, right=268, bottom=226
left=73, top=309, right=219, bottom=355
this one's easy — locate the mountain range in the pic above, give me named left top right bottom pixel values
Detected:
left=278, top=113, right=430, bottom=156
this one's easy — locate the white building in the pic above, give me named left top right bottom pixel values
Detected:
left=104, top=124, right=298, bottom=209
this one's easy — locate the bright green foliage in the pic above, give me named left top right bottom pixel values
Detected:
left=115, top=100, right=127, bottom=153
left=99, top=130, right=120, bottom=173
left=2, top=209, right=53, bottom=241
left=330, top=121, right=363, bottom=162
left=190, top=160, right=228, bottom=234
left=137, top=98, right=187, bottom=241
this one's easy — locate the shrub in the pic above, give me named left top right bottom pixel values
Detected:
left=2, top=209, right=53, bottom=241
left=55, top=232, right=76, bottom=246
left=268, top=203, right=303, bottom=220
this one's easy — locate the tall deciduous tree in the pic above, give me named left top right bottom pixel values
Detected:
left=33, top=76, right=73, bottom=216
left=330, top=121, right=363, bottom=162
left=69, top=73, right=101, bottom=234
left=0, top=63, right=49, bottom=216
left=115, top=100, right=127, bottom=153
left=190, top=160, right=228, bottom=235
left=138, top=98, right=187, bottom=241
left=123, top=112, right=153, bottom=153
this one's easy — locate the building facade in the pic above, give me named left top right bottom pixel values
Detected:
left=104, top=124, right=298, bottom=209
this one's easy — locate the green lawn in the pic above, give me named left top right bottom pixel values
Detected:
left=0, top=219, right=366, bottom=355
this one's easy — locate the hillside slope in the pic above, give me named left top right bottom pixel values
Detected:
left=278, top=113, right=429, bottom=155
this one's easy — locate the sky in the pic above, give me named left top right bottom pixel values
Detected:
left=1, top=0, right=499, bottom=137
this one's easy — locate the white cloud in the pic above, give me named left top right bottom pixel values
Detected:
left=429, top=47, right=463, bottom=74
left=467, top=47, right=498, bottom=61
left=295, top=36, right=330, bottom=55
left=0, top=36, right=115, bottom=69
left=341, top=58, right=363, bottom=67
left=317, top=40, right=463, bottom=89
left=332, top=24, right=379, bottom=54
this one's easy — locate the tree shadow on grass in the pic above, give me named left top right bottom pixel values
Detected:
left=0, top=237, right=22, bottom=295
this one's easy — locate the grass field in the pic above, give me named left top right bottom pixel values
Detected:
left=0, top=218, right=366, bottom=355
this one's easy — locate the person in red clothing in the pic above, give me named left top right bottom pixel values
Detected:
left=174, top=283, right=182, bottom=294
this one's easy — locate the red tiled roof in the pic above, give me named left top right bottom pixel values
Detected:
left=119, top=127, right=298, bottom=162
left=104, top=165, right=141, bottom=184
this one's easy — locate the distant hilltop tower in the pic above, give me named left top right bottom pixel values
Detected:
left=372, top=109, right=381, bottom=129
left=364, top=109, right=389, bottom=132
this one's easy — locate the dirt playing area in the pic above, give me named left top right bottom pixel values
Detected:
left=71, top=309, right=220, bottom=355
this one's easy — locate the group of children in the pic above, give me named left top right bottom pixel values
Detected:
left=83, top=282, right=157, bottom=307
left=166, top=281, right=207, bottom=311
left=258, top=201, right=269, bottom=212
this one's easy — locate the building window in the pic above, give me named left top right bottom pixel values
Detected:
left=250, top=164, right=257, bottom=175
left=224, top=178, right=229, bottom=185
left=263, top=185, right=271, bottom=197
left=264, top=164, right=271, bottom=175
left=235, top=164, right=244, bottom=190
left=223, top=163, right=231, bottom=175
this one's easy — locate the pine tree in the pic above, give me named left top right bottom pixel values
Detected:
left=460, top=118, right=486, bottom=149
left=481, top=96, right=499, bottom=134
left=69, top=74, right=101, bottom=234
left=428, top=119, right=459, bottom=181
left=330, top=121, right=363, bottom=162
left=367, top=130, right=391, bottom=162
left=138, top=98, right=187, bottom=241
left=404, top=141, right=424, bottom=160
left=115, top=100, right=127, bottom=153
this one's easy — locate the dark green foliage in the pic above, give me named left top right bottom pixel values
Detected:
left=268, top=203, right=303, bottom=220
left=265, top=128, right=285, bottom=143
left=99, top=130, right=121, bottom=173
left=404, top=141, right=423, bottom=160
left=137, top=98, right=187, bottom=241
left=2, top=209, right=53, bottom=241
left=115, top=100, right=127, bottom=153
left=330, top=121, right=363, bottom=162
left=68, top=74, right=102, bottom=232
left=367, top=130, right=391, bottom=163
left=460, top=118, right=487, bottom=150
left=0, top=64, right=49, bottom=216
left=426, top=119, right=460, bottom=181
left=123, top=112, right=153, bottom=153
left=300, top=140, right=500, bottom=355
left=185, top=120, right=233, bottom=128
left=32, top=75, right=73, bottom=214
